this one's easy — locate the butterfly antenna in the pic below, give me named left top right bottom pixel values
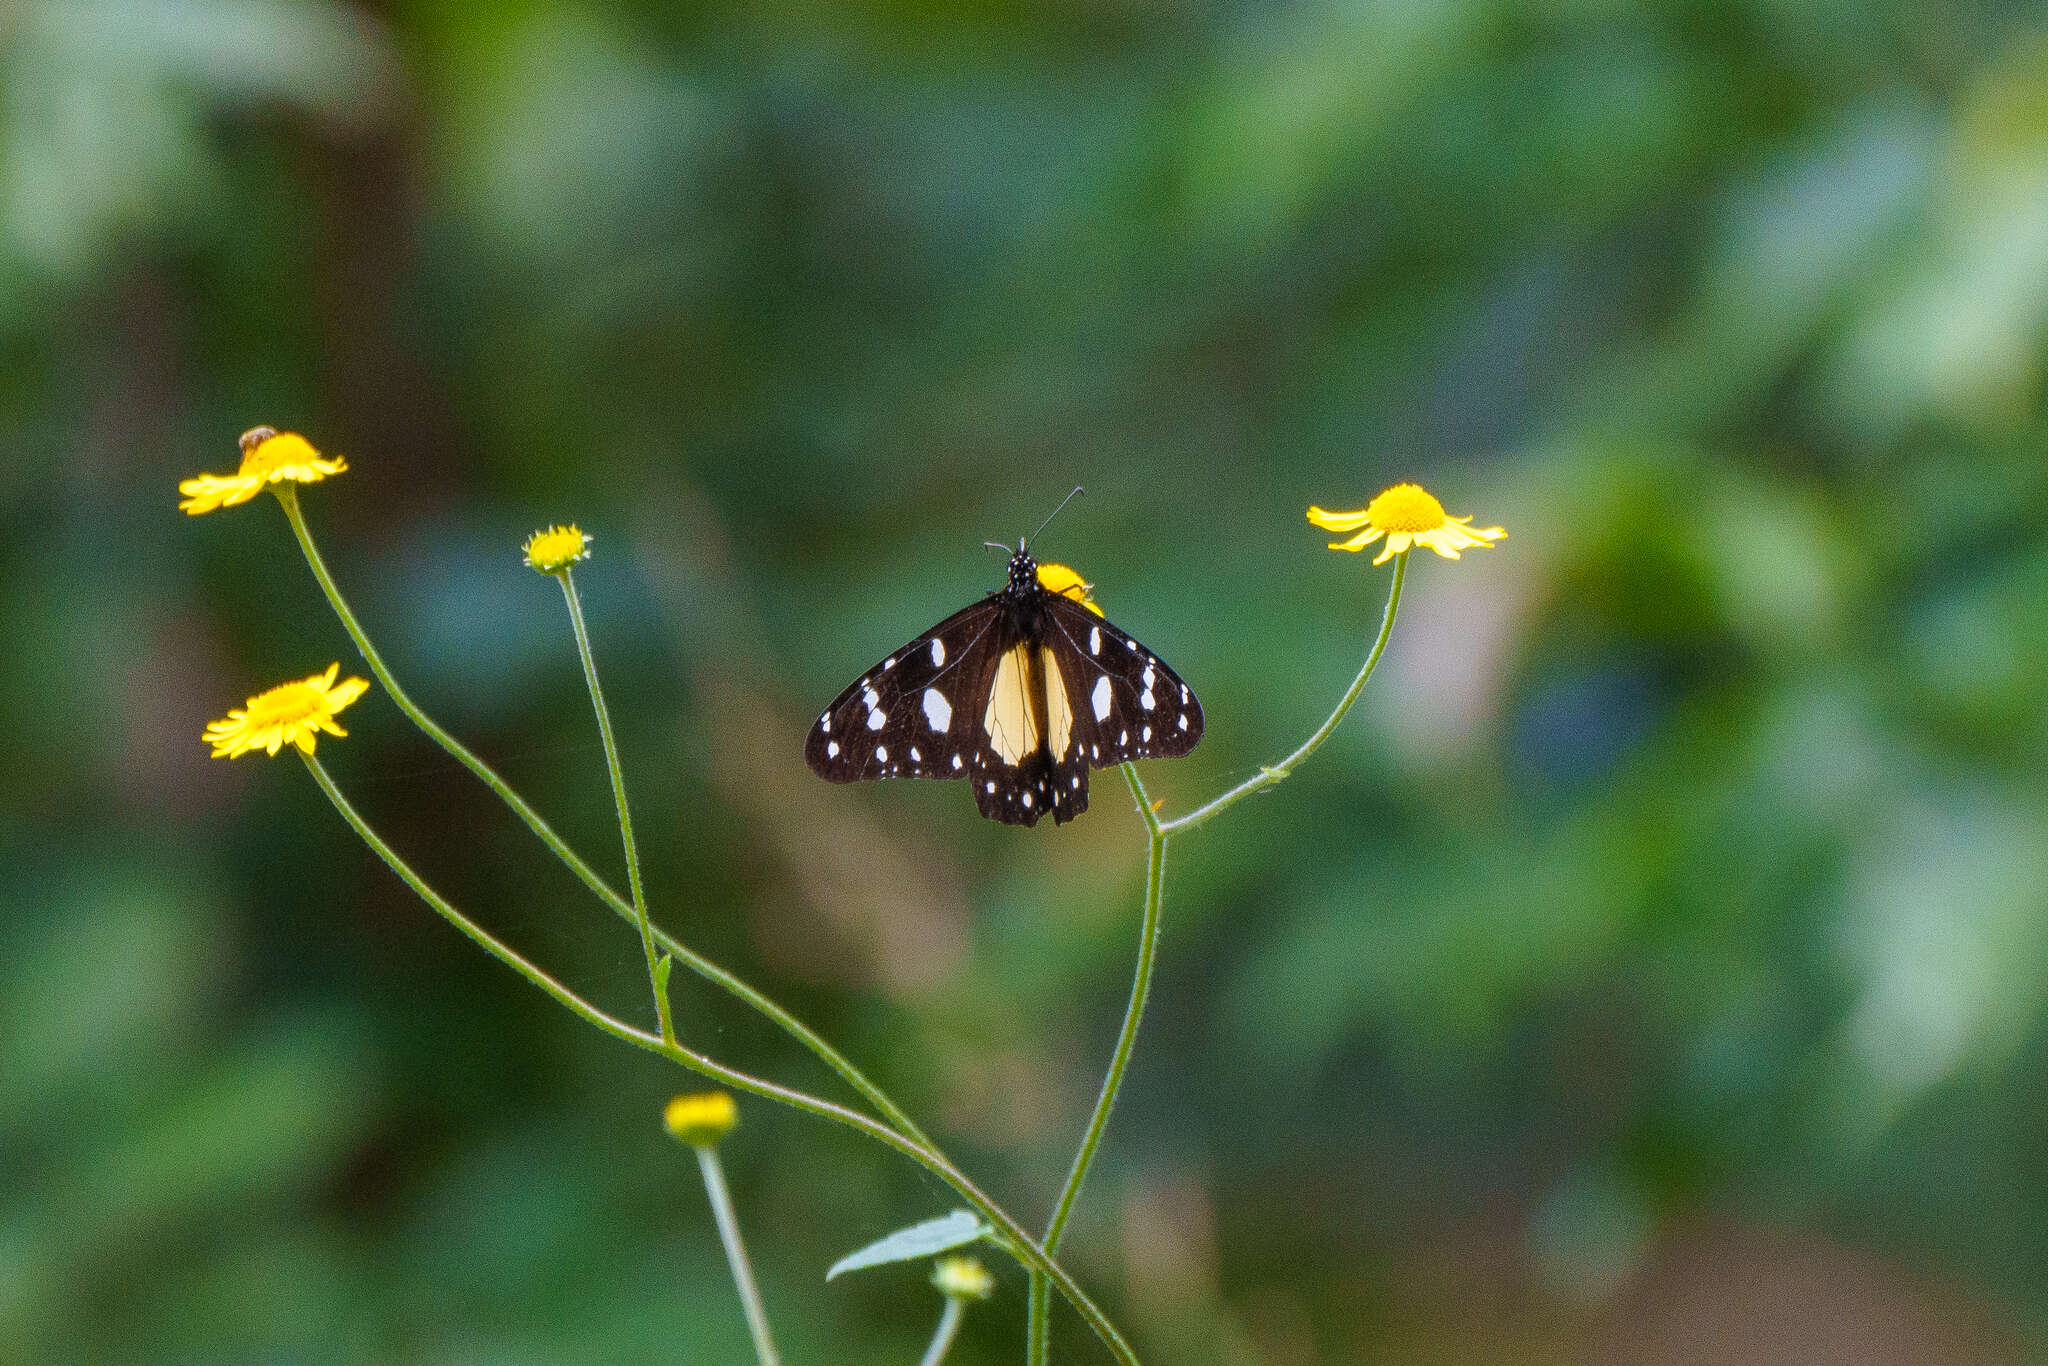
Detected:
left=984, top=540, right=1014, bottom=555
left=1025, top=485, right=1085, bottom=550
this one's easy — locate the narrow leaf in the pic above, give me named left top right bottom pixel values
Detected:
left=826, top=1210, right=988, bottom=1280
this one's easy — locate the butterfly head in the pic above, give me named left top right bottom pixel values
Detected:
left=1006, top=546, right=1040, bottom=593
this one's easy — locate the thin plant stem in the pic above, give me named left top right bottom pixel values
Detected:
left=299, top=748, right=1140, bottom=1366
left=301, top=751, right=653, bottom=1047
left=695, top=1143, right=780, bottom=1366
left=271, top=486, right=935, bottom=1149
left=1026, top=1270, right=1050, bottom=1366
left=1029, top=765, right=1164, bottom=1366
left=1045, top=765, right=1164, bottom=1251
left=554, top=568, right=668, bottom=1040
left=1158, top=550, right=1407, bottom=836
left=1029, top=560, right=1407, bottom=1359
left=920, top=1298, right=967, bottom=1366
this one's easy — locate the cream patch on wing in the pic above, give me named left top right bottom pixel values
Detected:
left=1041, top=646, right=1074, bottom=761
left=983, top=643, right=1040, bottom=764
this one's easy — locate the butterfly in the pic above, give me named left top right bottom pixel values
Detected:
left=804, top=543, right=1203, bottom=826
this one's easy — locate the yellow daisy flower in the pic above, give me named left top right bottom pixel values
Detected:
left=931, top=1255, right=995, bottom=1301
left=178, top=427, right=348, bottom=515
left=663, top=1091, right=738, bottom=1146
left=1307, top=482, right=1506, bottom=565
left=523, top=524, right=592, bottom=574
left=1037, top=561, right=1105, bottom=616
left=202, top=663, right=371, bottom=759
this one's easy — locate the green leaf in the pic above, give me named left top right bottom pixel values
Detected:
left=653, top=953, right=673, bottom=998
left=826, top=1210, right=988, bottom=1281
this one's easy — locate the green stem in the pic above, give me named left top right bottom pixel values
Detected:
left=271, top=485, right=935, bottom=1148
left=299, top=747, right=1139, bottom=1366
left=1044, top=765, right=1165, bottom=1253
left=1157, top=550, right=1407, bottom=836
left=920, top=1298, right=967, bottom=1366
left=696, top=1143, right=780, bottom=1366
left=554, top=568, right=668, bottom=1041
left=1026, top=1270, right=1050, bottom=1366
left=1028, top=560, right=1406, bottom=1358
left=1030, top=766, right=1164, bottom=1366
left=301, top=751, right=653, bottom=1049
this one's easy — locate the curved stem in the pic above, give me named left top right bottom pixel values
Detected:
left=302, top=751, right=653, bottom=1048
left=696, top=1143, right=781, bottom=1366
left=1158, top=550, right=1406, bottom=836
left=555, top=568, right=667, bottom=1040
left=920, top=1298, right=967, bottom=1366
left=299, top=747, right=1140, bottom=1366
left=271, top=486, right=935, bottom=1149
left=1044, top=765, right=1165, bottom=1252
left=1030, top=765, right=1165, bottom=1366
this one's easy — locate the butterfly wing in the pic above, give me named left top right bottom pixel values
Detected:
left=804, top=598, right=1011, bottom=783
left=1035, top=593, right=1204, bottom=768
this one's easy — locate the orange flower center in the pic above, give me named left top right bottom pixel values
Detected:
left=1366, top=482, right=1449, bottom=533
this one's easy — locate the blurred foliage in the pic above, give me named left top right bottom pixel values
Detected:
left=4, top=0, right=2048, bottom=1361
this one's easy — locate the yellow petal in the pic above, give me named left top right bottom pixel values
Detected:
left=1329, top=526, right=1385, bottom=552
left=1306, top=504, right=1375, bottom=532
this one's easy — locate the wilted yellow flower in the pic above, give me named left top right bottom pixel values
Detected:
left=203, top=664, right=370, bottom=758
left=663, top=1091, right=737, bottom=1146
left=523, top=524, right=592, bottom=574
left=1037, top=562, right=1104, bottom=616
left=931, top=1255, right=994, bottom=1301
left=1307, top=483, right=1505, bottom=565
left=178, top=427, right=347, bottom=515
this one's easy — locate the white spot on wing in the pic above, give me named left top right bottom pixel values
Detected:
left=876, top=745, right=888, bottom=761
left=986, top=781, right=996, bottom=793
left=1140, top=688, right=1154, bottom=710
left=1022, top=792, right=1032, bottom=808
left=863, top=686, right=880, bottom=709
left=952, top=754, right=963, bottom=770
left=1143, top=666, right=1156, bottom=689
left=923, top=688, right=953, bottom=733
left=1092, top=675, right=1112, bottom=722
left=1178, top=714, right=1188, bottom=730
left=931, top=637, right=946, bottom=666
left=821, top=714, right=831, bottom=733
left=826, top=741, right=839, bottom=757
left=910, top=746, right=920, bottom=761
left=884, top=657, right=896, bottom=670
left=867, top=709, right=886, bottom=731
left=1089, top=625, right=1101, bottom=655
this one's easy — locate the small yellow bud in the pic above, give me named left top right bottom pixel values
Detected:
left=663, top=1091, right=738, bottom=1146
left=931, top=1255, right=994, bottom=1301
left=523, top=524, right=592, bottom=574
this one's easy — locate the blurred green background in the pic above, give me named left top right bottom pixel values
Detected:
left=6, top=0, right=2048, bottom=1361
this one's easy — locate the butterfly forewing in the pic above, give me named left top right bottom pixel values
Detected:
left=1035, top=595, right=1204, bottom=767
left=804, top=600, right=1010, bottom=783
